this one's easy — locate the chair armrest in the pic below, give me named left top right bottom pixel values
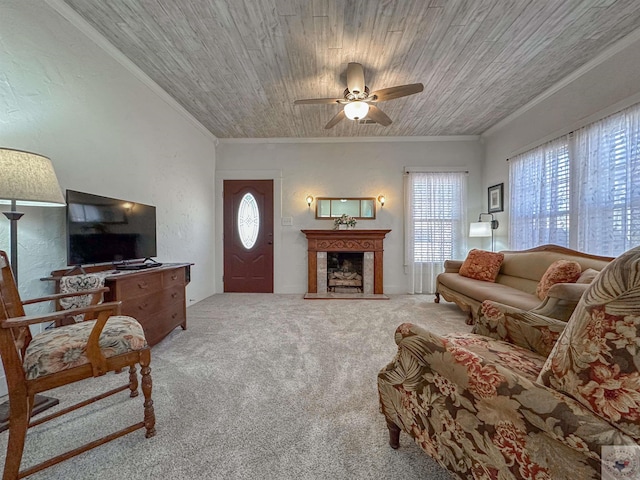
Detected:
left=380, top=324, right=636, bottom=472
left=475, top=301, right=565, bottom=357
left=529, top=283, right=589, bottom=321
left=0, top=301, right=122, bottom=328
left=443, top=259, right=464, bottom=273
left=21, top=287, right=109, bottom=306
left=545, top=282, right=588, bottom=302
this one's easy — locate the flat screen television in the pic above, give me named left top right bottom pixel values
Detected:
left=66, top=190, right=157, bottom=266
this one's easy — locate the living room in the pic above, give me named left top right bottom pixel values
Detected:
left=2, top=1, right=640, bottom=479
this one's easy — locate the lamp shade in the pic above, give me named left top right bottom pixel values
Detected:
left=469, top=221, right=491, bottom=237
left=343, top=101, right=369, bottom=120
left=0, top=148, right=65, bottom=206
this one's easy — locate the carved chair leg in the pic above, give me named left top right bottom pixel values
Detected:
left=386, top=418, right=401, bottom=449
left=140, top=354, right=156, bottom=438
left=3, top=396, right=30, bottom=479
left=129, top=365, right=139, bottom=398
left=434, top=292, right=440, bottom=303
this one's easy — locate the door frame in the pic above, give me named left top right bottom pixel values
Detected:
left=215, top=169, right=283, bottom=293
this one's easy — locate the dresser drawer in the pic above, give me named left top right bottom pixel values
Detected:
left=115, top=273, right=163, bottom=299
left=144, top=301, right=186, bottom=346
left=123, top=293, right=164, bottom=317
left=161, top=285, right=185, bottom=306
left=163, top=268, right=186, bottom=287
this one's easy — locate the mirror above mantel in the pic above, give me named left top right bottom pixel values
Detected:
left=315, top=197, right=376, bottom=219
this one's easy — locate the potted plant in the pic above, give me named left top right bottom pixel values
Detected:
left=333, top=214, right=357, bottom=230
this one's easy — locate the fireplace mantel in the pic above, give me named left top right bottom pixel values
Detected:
left=301, top=229, right=391, bottom=295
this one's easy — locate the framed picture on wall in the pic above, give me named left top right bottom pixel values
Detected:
left=488, top=183, right=504, bottom=213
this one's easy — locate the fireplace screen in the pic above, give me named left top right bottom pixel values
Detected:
left=327, top=252, right=363, bottom=292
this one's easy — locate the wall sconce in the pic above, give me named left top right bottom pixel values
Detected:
left=377, top=195, right=386, bottom=207
left=469, top=213, right=499, bottom=251
left=306, top=195, right=314, bottom=208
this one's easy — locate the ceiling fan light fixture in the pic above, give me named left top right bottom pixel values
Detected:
left=344, top=101, right=369, bottom=120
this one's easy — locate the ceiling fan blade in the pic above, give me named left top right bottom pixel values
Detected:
left=294, top=98, right=342, bottom=105
left=366, top=105, right=392, bottom=126
left=324, top=110, right=346, bottom=129
left=346, top=62, right=365, bottom=95
left=371, top=83, right=424, bottom=102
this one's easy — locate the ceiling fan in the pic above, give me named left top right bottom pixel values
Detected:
left=294, top=62, right=424, bottom=129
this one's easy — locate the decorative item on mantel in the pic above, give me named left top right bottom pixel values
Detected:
left=333, top=214, right=357, bottom=230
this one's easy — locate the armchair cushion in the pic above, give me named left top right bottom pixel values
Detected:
left=539, top=245, right=640, bottom=440
left=60, top=272, right=110, bottom=322
left=24, top=315, right=147, bottom=380
left=576, top=268, right=599, bottom=284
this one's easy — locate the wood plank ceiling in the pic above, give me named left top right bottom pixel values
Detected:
left=61, top=0, right=640, bottom=138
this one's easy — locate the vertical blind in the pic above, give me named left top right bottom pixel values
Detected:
left=405, top=171, right=467, bottom=294
left=509, top=102, right=640, bottom=256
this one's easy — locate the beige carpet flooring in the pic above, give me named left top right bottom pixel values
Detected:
left=1, top=294, right=471, bottom=479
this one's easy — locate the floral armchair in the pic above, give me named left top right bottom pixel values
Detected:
left=378, top=246, right=640, bottom=479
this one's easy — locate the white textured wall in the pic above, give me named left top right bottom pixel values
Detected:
left=216, top=138, right=484, bottom=294
left=0, top=1, right=217, bottom=395
left=482, top=33, right=640, bottom=250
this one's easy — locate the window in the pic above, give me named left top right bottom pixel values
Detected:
left=509, top=136, right=571, bottom=249
left=405, top=171, right=467, bottom=293
left=509, top=103, right=640, bottom=256
left=237, top=193, right=259, bottom=249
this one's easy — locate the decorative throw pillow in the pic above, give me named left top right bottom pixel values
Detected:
left=458, top=249, right=504, bottom=283
left=536, top=260, right=582, bottom=300
left=576, top=268, right=599, bottom=284
left=538, top=246, right=640, bottom=439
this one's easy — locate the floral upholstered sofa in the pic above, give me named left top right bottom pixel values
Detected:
left=435, top=244, right=613, bottom=324
left=378, top=245, right=640, bottom=479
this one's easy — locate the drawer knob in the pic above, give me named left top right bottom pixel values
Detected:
left=171, top=313, right=178, bottom=319
left=138, top=303, right=148, bottom=310
left=138, top=281, right=148, bottom=289
left=171, top=275, right=178, bottom=280
left=171, top=292, right=178, bottom=299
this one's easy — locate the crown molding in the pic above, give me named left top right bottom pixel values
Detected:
left=44, top=0, right=218, bottom=145
left=482, top=25, right=640, bottom=138
left=218, top=135, right=480, bottom=145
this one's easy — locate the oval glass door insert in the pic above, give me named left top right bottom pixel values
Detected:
left=238, top=193, right=260, bottom=249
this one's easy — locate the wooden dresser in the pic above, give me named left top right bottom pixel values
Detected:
left=47, top=263, right=191, bottom=346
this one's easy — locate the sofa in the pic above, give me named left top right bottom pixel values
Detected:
left=435, top=244, right=613, bottom=324
left=378, top=245, right=640, bottom=479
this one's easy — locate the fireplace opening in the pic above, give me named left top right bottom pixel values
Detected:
left=327, top=252, right=363, bottom=293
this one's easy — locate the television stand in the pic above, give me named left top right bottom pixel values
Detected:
left=45, top=263, right=192, bottom=346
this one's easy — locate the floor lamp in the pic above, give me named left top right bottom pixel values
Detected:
left=0, top=147, right=66, bottom=431
left=469, top=213, right=499, bottom=251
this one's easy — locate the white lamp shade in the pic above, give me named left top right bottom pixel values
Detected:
left=343, top=101, right=369, bottom=120
left=469, top=221, right=492, bottom=237
left=0, top=148, right=65, bottom=206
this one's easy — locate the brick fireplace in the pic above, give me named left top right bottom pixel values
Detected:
left=301, top=229, right=391, bottom=298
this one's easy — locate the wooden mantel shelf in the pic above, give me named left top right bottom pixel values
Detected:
left=301, top=229, right=391, bottom=295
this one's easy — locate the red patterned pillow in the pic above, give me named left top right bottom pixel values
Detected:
left=536, top=260, right=582, bottom=300
left=459, top=249, right=504, bottom=283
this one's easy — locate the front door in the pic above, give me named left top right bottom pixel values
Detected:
left=223, top=180, right=274, bottom=292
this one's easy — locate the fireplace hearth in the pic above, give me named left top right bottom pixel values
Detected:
left=301, top=229, right=391, bottom=299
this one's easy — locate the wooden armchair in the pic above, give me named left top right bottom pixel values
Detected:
left=0, top=251, right=155, bottom=479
